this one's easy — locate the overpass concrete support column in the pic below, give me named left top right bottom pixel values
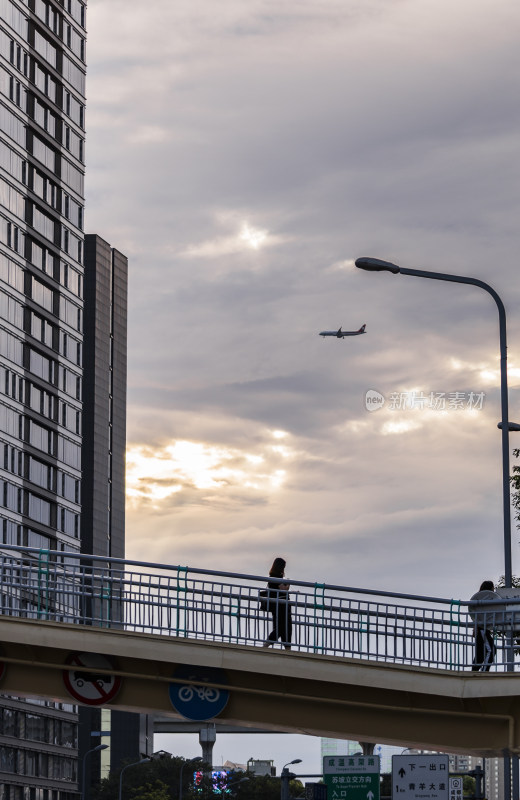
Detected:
left=199, top=724, right=216, bottom=768
left=359, top=742, right=375, bottom=756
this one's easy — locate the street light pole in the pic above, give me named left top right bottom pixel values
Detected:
left=281, top=759, right=302, bottom=800
left=179, top=756, right=203, bottom=800
left=118, top=757, right=151, bottom=800
left=356, top=256, right=519, bottom=800
left=355, top=256, right=515, bottom=588
left=81, top=743, right=109, bottom=800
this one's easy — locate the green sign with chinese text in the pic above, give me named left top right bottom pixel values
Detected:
left=323, top=755, right=380, bottom=800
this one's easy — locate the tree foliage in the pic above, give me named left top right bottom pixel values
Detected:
left=130, top=780, right=170, bottom=800
left=92, top=756, right=281, bottom=800
left=511, top=448, right=520, bottom=531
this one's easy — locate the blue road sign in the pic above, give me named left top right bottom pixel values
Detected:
left=169, top=664, right=229, bottom=721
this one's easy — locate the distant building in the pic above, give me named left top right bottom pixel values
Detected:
left=247, top=758, right=276, bottom=776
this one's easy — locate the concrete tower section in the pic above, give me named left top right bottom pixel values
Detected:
left=79, top=235, right=152, bottom=799
left=81, top=234, right=127, bottom=561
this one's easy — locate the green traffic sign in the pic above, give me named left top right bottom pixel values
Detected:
left=323, top=756, right=380, bottom=800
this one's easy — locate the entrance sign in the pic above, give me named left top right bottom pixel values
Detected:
left=323, top=755, right=380, bottom=800
left=63, top=652, right=122, bottom=706
left=169, top=664, right=229, bottom=721
left=392, top=755, right=449, bottom=800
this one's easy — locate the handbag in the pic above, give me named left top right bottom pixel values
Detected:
left=259, top=589, right=269, bottom=612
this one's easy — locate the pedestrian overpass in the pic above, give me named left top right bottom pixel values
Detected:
left=0, top=546, right=519, bottom=758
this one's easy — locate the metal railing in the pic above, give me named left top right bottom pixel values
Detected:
left=0, top=546, right=518, bottom=671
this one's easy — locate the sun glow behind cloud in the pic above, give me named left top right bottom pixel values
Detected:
left=126, top=433, right=293, bottom=508
left=239, top=222, right=267, bottom=249
left=180, top=216, right=287, bottom=259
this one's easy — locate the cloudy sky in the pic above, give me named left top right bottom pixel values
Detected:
left=85, top=0, right=520, bottom=772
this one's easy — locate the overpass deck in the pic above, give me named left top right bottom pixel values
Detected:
left=0, top=546, right=519, bottom=756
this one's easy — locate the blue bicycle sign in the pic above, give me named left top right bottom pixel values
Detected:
left=169, top=664, right=229, bottom=721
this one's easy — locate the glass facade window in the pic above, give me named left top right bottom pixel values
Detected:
left=0, top=137, right=24, bottom=183
left=56, top=436, right=80, bottom=470
left=33, top=97, right=56, bottom=137
left=30, top=240, right=54, bottom=275
left=0, top=326, right=23, bottom=366
left=32, top=205, right=56, bottom=243
left=0, top=252, right=24, bottom=293
left=32, top=168, right=59, bottom=210
left=63, top=92, right=83, bottom=129
left=33, top=29, right=57, bottom=69
left=59, top=296, right=81, bottom=331
left=28, top=348, right=53, bottom=382
left=0, top=708, right=19, bottom=737
left=0, top=175, right=24, bottom=219
left=0, top=0, right=28, bottom=38
left=27, top=492, right=51, bottom=525
left=68, top=0, right=85, bottom=29
left=0, top=101, right=25, bottom=145
left=59, top=262, right=81, bottom=298
left=28, top=456, right=51, bottom=490
left=0, top=289, right=23, bottom=328
left=64, top=24, right=84, bottom=62
left=28, top=419, right=52, bottom=453
left=34, top=61, right=56, bottom=104
left=62, top=55, right=85, bottom=95
left=60, top=157, right=83, bottom=195
left=0, top=745, right=16, bottom=773
left=32, top=134, right=56, bottom=172
left=0, top=401, right=20, bottom=438
left=31, top=276, right=54, bottom=312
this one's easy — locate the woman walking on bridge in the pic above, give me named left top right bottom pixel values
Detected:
left=263, top=557, right=293, bottom=650
left=470, top=580, right=498, bottom=671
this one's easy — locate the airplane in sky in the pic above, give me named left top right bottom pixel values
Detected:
left=319, top=324, right=366, bottom=338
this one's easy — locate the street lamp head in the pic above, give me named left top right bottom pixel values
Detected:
left=283, top=759, right=302, bottom=769
left=355, top=257, right=401, bottom=274
left=94, top=744, right=109, bottom=752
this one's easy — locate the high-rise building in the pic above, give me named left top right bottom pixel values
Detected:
left=79, top=235, right=151, bottom=799
left=0, top=0, right=86, bottom=796
left=0, top=1, right=142, bottom=797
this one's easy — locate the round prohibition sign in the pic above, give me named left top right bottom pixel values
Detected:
left=63, top=652, right=121, bottom=706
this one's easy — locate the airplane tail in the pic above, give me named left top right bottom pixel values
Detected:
left=359, top=324, right=366, bottom=333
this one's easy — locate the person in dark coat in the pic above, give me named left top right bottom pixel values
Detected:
left=469, top=580, right=499, bottom=671
left=263, top=557, right=292, bottom=650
